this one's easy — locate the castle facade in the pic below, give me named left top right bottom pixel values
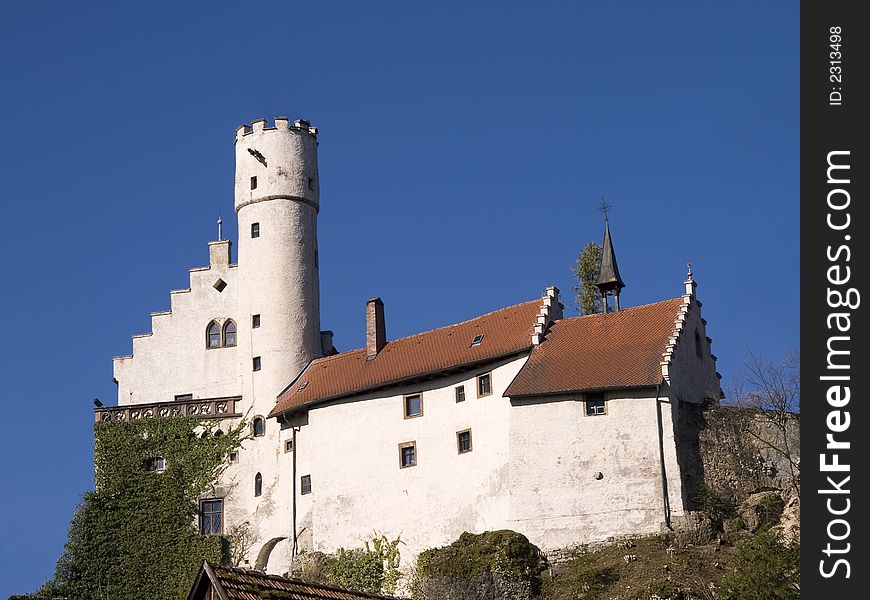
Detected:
left=103, top=117, right=722, bottom=574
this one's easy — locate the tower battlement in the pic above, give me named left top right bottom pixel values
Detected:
left=235, top=117, right=318, bottom=142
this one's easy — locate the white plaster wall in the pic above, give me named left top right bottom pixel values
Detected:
left=284, top=355, right=528, bottom=565
left=112, top=242, right=242, bottom=406
left=663, top=298, right=721, bottom=405
left=507, top=391, right=676, bottom=551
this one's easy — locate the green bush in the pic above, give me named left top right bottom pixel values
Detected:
left=40, top=417, right=245, bottom=600
left=716, top=530, right=799, bottom=600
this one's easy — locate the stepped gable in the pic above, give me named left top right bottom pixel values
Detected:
left=505, top=297, right=684, bottom=397
left=188, top=562, right=404, bottom=600
left=271, top=299, right=540, bottom=416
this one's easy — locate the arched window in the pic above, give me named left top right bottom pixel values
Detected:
left=253, top=416, right=265, bottom=437
left=207, top=321, right=221, bottom=348
left=254, top=472, right=263, bottom=497
left=223, top=320, right=237, bottom=347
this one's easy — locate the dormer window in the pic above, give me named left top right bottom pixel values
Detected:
left=471, top=334, right=484, bottom=347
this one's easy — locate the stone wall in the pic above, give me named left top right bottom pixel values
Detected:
left=693, top=405, right=800, bottom=505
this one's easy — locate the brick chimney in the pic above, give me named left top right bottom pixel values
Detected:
left=366, top=298, right=386, bottom=359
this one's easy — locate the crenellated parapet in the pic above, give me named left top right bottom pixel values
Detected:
left=235, top=117, right=318, bottom=141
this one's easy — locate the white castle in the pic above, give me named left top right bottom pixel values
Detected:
left=104, top=117, right=723, bottom=574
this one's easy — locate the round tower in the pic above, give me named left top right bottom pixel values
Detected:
left=234, top=117, right=322, bottom=412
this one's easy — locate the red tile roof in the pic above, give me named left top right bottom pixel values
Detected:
left=505, top=298, right=684, bottom=397
left=270, top=300, right=540, bottom=417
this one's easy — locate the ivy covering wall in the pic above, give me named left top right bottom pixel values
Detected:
left=41, top=416, right=245, bottom=600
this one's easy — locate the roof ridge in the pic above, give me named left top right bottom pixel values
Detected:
left=557, top=297, right=682, bottom=323
left=210, top=562, right=402, bottom=598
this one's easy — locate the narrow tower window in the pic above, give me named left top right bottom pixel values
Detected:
left=254, top=472, right=262, bottom=497
left=694, top=328, right=704, bottom=360
left=251, top=222, right=260, bottom=238
left=253, top=356, right=262, bottom=371
left=250, top=176, right=257, bottom=190
left=252, top=314, right=261, bottom=328
left=308, top=177, right=315, bottom=191
left=223, top=320, right=237, bottom=347
left=301, top=475, right=312, bottom=495
left=207, top=322, right=221, bottom=348
left=455, top=385, right=466, bottom=403
left=252, top=416, right=265, bottom=437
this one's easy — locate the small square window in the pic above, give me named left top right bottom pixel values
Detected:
left=251, top=222, right=260, bottom=238
left=253, top=356, right=262, bottom=371
left=284, top=439, right=294, bottom=453
left=585, top=394, right=606, bottom=416
left=308, top=177, right=315, bottom=191
left=399, top=441, right=417, bottom=468
left=477, top=373, right=492, bottom=397
left=213, top=278, right=227, bottom=292
left=455, top=385, right=466, bottom=403
left=252, top=314, right=261, bottom=328
left=301, top=474, right=312, bottom=495
left=404, top=394, right=423, bottom=418
left=250, top=176, right=258, bottom=190
left=174, top=394, right=192, bottom=402
left=228, top=451, right=239, bottom=464
left=200, top=499, right=223, bottom=535
left=457, top=429, right=472, bottom=454
left=145, top=457, right=166, bottom=472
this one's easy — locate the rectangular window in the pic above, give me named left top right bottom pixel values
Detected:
left=251, top=222, right=260, bottom=238
left=308, top=177, right=315, bottom=191
left=300, top=475, right=312, bottom=495
left=174, top=393, right=193, bottom=402
left=145, top=457, right=166, bottom=472
left=399, top=441, right=417, bottom=468
left=585, top=394, right=606, bottom=416
left=250, top=176, right=257, bottom=190
left=477, top=373, right=492, bottom=397
left=252, top=314, right=261, bottom=328
left=228, top=451, right=239, bottom=464
left=253, top=356, right=262, bottom=371
left=200, top=499, right=223, bottom=535
left=457, top=429, right=472, bottom=454
left=455, top=385, right=466, bottom=403
left=284, top=439, right=294, bottom=453
left=404, top=393, right=423, bottom=418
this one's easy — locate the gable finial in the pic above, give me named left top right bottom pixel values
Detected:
left=217, top=214, right=223, bottom=241
left=687, top=261, right=693, bottom=280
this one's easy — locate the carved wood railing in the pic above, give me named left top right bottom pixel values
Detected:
left=94, top=396, right=243, bottom=423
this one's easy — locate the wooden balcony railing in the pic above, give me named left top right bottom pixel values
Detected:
left=94, top=396, right=243, bottom=423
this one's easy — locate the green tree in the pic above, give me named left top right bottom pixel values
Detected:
left=40, top=416, right=245, bottom=600
left=571, top=241, right=602, bottom=315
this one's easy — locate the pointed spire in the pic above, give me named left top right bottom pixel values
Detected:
left=595, top=218, right=626, bottom=312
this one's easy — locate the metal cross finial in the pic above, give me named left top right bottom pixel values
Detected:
left=598, top=196, right=613, bottom=219
left=687, top=261, right=693, bottom=279
left=217, top=214, right=223, bottom=241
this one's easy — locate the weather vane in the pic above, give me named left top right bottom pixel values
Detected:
left=598, top=196, right=613, bottom=219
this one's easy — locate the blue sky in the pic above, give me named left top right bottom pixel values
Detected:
left=0, top=1, right=798, bottom=594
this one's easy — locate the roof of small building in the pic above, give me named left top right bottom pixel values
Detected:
left=188, top=562, right=405, bottom=600
left=270, top=299, right=541, bottom=417
left=505, top=297, right=683, bottom=397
